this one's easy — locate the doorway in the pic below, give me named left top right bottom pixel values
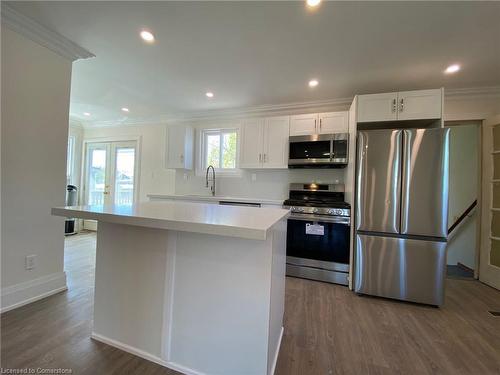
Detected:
left=83, top=140, right=139, bottom=230
left=445, top=121, right=481, bottom=279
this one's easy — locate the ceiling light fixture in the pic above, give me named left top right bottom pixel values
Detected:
left=206, top=92, right=214, bottom=98
left=306, top=0, right=321, bottom=7
left=308, top=79, right=319, bottom=87
left=121, top=107, right=130, bottom=112
left=140, top=30, right=155, bottom=43
left=445, top=64, right=460, bottom=74
left=83, top=112, right=91, bottom=116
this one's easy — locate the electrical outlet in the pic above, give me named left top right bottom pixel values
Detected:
left=25, top=255, right=36, bottom=270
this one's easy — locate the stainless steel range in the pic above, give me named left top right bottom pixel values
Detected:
left=283, top=183, right=350, bottom=285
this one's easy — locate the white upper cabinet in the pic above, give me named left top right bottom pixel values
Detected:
left=263, top=116, right=289, bottom=168
left=357, top=92, right=398, bottom=123
left=240, top=116, right=290, bottom=169
left=318, top=112, right=349, bottom=134
left=290, top=111, right=348, bottom=136
left=397, top=89, right=443, bottom=121
left=357, top=89, right=443, bottom=123
left=165, top=124, right=194, bottom=169
left=289, top=114, right=318, bottom=136
left=240, top=118, right=265, bottom=169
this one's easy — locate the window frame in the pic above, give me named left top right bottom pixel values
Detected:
left=196, top=126, right=241, bottom=177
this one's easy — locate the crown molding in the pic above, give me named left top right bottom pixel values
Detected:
left=77, top=97, right=353, bottom=128
left=445, top=86, right=500, bottom=99
left=74, top=86, right=500, bottom=129
left=1, top=3, right=95, bottom=61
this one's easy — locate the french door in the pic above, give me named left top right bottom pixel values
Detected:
left=84, top=141, right=138, bottom=207
left=481, top=115, right=500, bottom=290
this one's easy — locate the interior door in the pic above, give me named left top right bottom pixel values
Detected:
left=356, top=130, right=402, bottom=234
left=480, top=115, right=500, bottom=290
left=400, top=128, right=450, bottom=238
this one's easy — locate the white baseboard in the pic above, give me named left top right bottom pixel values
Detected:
left=1, top=272, right=67, bottom=313
left=270, top=326, right=284, bottom=375
left=91, top=333, right=206, bottom=375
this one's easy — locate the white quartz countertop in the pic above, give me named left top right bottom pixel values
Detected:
left=52, top=201, right=289, bottom=240
left=147, top=193, right=284, bottom=206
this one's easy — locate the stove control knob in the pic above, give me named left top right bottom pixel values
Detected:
left=333, top=209, right=343, bottom=216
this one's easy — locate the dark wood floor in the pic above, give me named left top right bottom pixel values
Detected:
left=2, top=232, right=500, bottom=374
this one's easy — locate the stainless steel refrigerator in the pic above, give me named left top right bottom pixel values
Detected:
left=354, top=128, right=450, bottom=306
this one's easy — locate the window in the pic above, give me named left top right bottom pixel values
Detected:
left=67, top=136, right=75, bottom=185
left=201, top=129, right=238, bottom=171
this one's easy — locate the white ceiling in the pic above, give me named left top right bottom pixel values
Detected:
left=7, top=1, right=500, bottom=126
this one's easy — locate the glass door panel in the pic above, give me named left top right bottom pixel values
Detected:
left=113, top=146, right=136, bottom=205
left=86, top=144, right=110, bottom=205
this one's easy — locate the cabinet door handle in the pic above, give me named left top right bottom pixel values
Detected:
left=392, top=99, right=397, bottom=113
left=399, top=98, right=404, bottom=112
left=180, top=154, right=184, bottom=163
left=259, top=153, right=262, bottom=163
left=314, top=119, right=317, bottom=132
left=263, top=154, right=266, bottom=162
left=319, top=119, right=322, bottom=132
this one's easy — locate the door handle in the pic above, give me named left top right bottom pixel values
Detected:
left=180, top=154, right=184, bottom=162
left=399, top=98, right=404, bottom=112
left=319, top=119, right=322, bottom=132
left=259, top=153, right=262, bottom=163
left=263, top=154, right=267, bottom=162
left=314, top=119, right=317, bottom=133
left=392, top=99, right=397, bottom=113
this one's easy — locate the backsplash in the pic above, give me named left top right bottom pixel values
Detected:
left=174, top=168, right=345, bottom=201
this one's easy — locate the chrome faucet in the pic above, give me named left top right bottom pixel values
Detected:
left=205, top=165, right=216, bottom=196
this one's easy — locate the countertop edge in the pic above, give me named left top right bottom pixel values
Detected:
left=51, top=207, right=289, bottom=241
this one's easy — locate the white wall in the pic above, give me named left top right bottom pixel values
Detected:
left=82, top=124, right=176, bottom=201
left=446, top=124, right=479, bottom=268
left=76, top=93, right=500, bottom=204
left=1, top=27, right=72, bottom=311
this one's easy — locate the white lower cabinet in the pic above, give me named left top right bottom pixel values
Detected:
left=240, top=116, right=289, bottom=169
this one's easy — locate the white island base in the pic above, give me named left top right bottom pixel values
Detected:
left=58, top=202, right=288, bottom=375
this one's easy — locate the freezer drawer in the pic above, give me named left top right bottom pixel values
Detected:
left=401, top=128, right=450, bottom=238
left=356, top=130, right=402, bottom=234
left=354, top=234, right=446, bottom=306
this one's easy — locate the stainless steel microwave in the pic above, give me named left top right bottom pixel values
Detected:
left=288, top=133, right=349, bottom=168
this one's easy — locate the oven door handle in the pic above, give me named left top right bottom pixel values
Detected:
left=288, top=214, right=351, bottom=225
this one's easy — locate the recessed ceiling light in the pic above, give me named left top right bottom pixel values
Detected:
left=83, top=112, right=91, bottom=116
left=206, top=92, right=214, bottom=98
left=121, top=107, right=130, bottom=112
left=445, top=64, right=461, bottom=74
left=308, top=79, right=319, bottom=87
left=140, top=30, right=155, bottom=43
left=306, top=0, right=321, bottom=7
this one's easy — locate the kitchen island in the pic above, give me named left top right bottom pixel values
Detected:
left=52, top=201, right=289, bottom=375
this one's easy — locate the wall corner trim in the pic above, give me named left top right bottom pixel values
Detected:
left=1, top=272, right=68, bottom=313
left=1, top=3, right=95, bottom=61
